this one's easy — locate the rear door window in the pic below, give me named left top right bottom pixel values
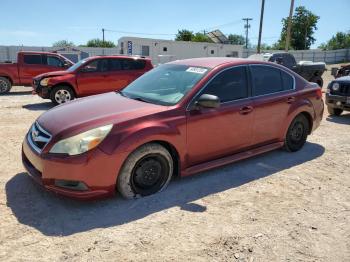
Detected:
left=281, top=70, right=294, bottom=90
left=121, top=59, right=146, bottom=70
left=201, top=66, right=249, bottom=103
left=251, top=65, right=283, bottom=96
left=108, top=59, right=122, bottom=71
left=23, top=55, right=42, bottom=65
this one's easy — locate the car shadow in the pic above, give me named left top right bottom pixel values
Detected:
left=22, top=102, right=54, bottom=111
left=6, top=142, right=325, bottom=236
left=326, top=112, right=350, bottom=125
left=1, top=91, right=32, bottom=96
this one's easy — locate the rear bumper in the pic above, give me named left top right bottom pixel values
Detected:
left=21, top=135, right=127, bottom=200
left=326, top=94, right=350, bottom=111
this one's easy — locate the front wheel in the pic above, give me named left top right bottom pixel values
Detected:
left=117, top=143, right=173, bottom=199
left=50, top=85, right=75, bottom=105
left=284, top=114, right=309, bottom=152
left=0, top=77, right=12, bottom=94
left=327, top=106, right=343, bottom=116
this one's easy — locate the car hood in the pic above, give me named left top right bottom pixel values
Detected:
left=37, top=92, right=168, bottom=137
left=35, top=70, right=70, bottom=79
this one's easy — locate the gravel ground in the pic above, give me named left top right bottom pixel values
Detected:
left=0, top=66, right=349, bottom=261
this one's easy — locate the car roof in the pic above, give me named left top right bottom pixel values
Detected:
left=88, top=55, right=151, bottom=61
left=168, top=57, right=264, bottom=69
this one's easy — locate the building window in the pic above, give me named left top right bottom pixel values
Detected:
left=141, top=45, right=150, bottom=56
left=163, top=47, right=168, bottom=52
left=211, top=50, right=215, bottom=55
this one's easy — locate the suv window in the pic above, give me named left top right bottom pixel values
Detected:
left=23, top=54, right=42, bottom=65
left=122, top=59, right=146, bottom=70
left=281, top=70, right=294, bottom=90
left=109, top=59, right=122, bottom=71
left=46, top=56, right=63, bottom=67
left=201, top=66, right=248, bottom=103
left=251, top=65, right=283, bottom=96
left=80, top=59, right=108, bottom=72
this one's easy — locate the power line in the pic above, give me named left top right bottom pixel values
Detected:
left=242, top=18, right=253, bottom=49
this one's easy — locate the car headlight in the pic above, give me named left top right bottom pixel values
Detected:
left=49, top=124, right=113, bottom=155
left=332, top=82, right=340, bottom=91
left=40, top=78, right=50, bottom=86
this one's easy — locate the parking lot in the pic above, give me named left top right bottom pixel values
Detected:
left=0, top=66, right=349, bottom=261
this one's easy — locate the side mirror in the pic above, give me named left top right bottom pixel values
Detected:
left=195, top=94, right=220, bottom=109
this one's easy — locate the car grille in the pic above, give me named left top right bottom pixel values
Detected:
left=27, top=122, right=52, bottom=153
left=331, top=82, right=350, bottom=96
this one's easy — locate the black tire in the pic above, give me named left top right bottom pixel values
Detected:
left=0, top=77, right=12, bottom=94
left=117, top=143, right=173, bottom=199
left=327, top=106, right=343, bottom=116
left=284, top=114, right=310, bottom=152
left=310, top=76, right=323, bottom=88
left=50, top=85, right=75, bottom=105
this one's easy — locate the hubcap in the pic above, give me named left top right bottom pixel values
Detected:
left=0, top=80, right=9, bottom=93
left=55, top=90, right=71, bottom=104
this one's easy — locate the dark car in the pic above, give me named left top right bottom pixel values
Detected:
left=326, top=76, right=350, bottom=116
left=249, top=52, right=326, bottom=87
left=22, top=58, right=324, bottom=200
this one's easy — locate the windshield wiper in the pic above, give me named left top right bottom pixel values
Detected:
left=131, top=97, right=153, bottom=103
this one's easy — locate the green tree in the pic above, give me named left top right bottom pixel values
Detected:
left=192, top=32, right=212, bottom=43
left=275, top=6, right=319, bottom=50
left=52, top=40, right=75, bottom=47
left=227, top=34, right=246, bottom=45
left=319, top=32, right=350, bottom=50
left=175, top=29, right=194, bottom=41
left=86, top=38, right=116, bottom=48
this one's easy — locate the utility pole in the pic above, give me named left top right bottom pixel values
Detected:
left=242, top=18, right=252, bottom=49
left=285, top=0, right=295, bottom=52
left=257, top=0, right=265, bottom=54
left=102, top=28, right=105, bottom=43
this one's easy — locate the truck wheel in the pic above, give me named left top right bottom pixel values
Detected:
left=310, top=76, right=323, bottom=87
left=117, top=143, right=173, bottom=199
left=50, top=85, right=75, bottom=105
left=327, top=106, right=343, bottom=116
left=284, top=114, right=309, bottom=152
left=0, top=77, right=12, bottom=94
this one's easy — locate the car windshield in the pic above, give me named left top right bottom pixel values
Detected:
left=121, top=64, right=210, bottom=106
left=66, top=58, right=89, bottom=72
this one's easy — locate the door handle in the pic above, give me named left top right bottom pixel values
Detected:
left=287, top=96, right=295, bottom=103
left=239, top=106, right=253, bottom=115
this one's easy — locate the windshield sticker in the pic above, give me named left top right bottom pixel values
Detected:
left=186, top=67, right=207, bottom=74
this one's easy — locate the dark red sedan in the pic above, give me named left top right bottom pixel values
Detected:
left=22, top=57, right=324, bottom=200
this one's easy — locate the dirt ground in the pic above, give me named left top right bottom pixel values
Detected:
left=0, top=65, right=349, bottom=262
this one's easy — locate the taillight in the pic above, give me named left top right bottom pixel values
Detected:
left=316, top=88, right=322, bottom=99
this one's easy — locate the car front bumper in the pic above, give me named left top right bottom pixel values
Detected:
left=326, top=94, right=350, bottom=111
left=21, top=134, right=128, bottom=200
left=32, top=80, right=50, bottom=99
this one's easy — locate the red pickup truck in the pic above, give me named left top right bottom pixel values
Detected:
left=32, top=55, right=153, bottom=105
left=0, top=51, right=73, bottom=94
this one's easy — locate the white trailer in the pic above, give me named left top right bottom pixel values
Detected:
left=117, top=36, right=243, bottom=65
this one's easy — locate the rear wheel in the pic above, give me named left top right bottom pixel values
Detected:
left=117, top=143, right=173, bottom=199
left=0, top=77, right=12, bottom=94
left=50, top=85, right=75, bottom=105
left=327, top=106, right=343, bottom=116
left=284, top=114, right=309, bottom=152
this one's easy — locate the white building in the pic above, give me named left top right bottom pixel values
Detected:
left=117, top=36, right=243, bottom=65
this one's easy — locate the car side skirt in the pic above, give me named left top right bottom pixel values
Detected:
left=182, top=141, right=284, bottom=177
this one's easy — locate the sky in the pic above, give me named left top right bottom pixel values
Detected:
left=0, top=0, right=349, bottom=48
